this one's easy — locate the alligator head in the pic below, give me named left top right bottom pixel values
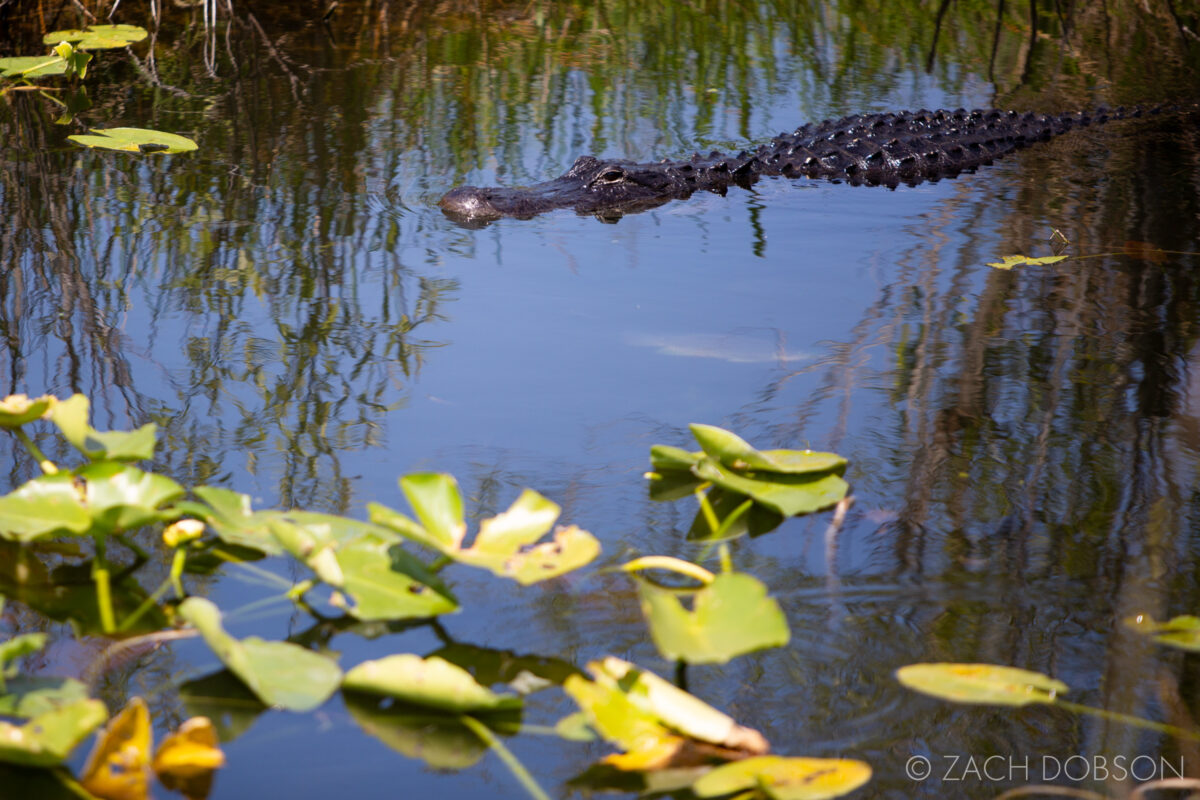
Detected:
left=438, top=154, right=717, bottom=224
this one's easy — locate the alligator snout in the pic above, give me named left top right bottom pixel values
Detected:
left=438, top=186, right=503, bottom=222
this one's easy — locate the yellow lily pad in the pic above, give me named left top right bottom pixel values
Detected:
left=896, top=663, right=1067, bottom=706
left=693, top=756, right=873, bottom=800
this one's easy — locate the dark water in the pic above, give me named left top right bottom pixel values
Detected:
left=3, top=1, right=1200, bottom=797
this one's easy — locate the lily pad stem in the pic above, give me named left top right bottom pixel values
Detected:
left=1055, top=700, right=1200, bottom=741
left=459, top=715, right=551, bottom=800
left=92, top=550, right=116, bottom=633
left=14, top=428, right=57, bottom=474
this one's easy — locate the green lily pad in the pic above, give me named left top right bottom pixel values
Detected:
left=639, top=572, right=789, bottom=664
left=565, top=657, right=769, bottom=770
left=690, top=424, right=846, bottom=475
left=0, top=675, right=91, bottom=719
left=373, top=477, right=600, bottom=584
left=649, top=445, right=703, bottom=472
left=47, top=395, right=158, bottom=461
left=0, top=698, right=108, bottom=767
left=896, top=663, right=1068, bottom=706
left=69, top=128, right=197, bottom=154
left=185, top=487, right=284, bottom=555
left=179, top=597, right=342, bottom=711
left=692, top=756, right=873, bottom=800
left=0, top=474, right=91, bottom=542
left=1126, top=614, right=1200, bottom=652
left=44, top=24, right=148, bottom=49
left=398, top=473, right=466, bottom=550
left=342, top=654, right=522, bottom=713
left=0, top=55, right=69, bottom=78
left=267, top=516, right=456, bottom=621
left=693, top=458, right=848, bottom=517
left=80, top=462, right=184, bottom=534
left=0, top=395, right=54, bottom=428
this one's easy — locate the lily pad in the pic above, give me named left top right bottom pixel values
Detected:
left=690, top=424, right=846, bottom=475
left=692, top=756, right=873, bottom=800
left=895, top=663, right=1068, bottom=706
left=69, top=128, right=197, bottom=154
left=564, top=657, right=768, bottom=770
left=80, top=462, right=184, bottom=534
left=342, top=654, right=522, bottom=713
left=0, top=675, right=90, bottom=719
left=0, top=474, right=91, bottom=542
left=48, top=394, right=158, bottom=461
left=0, top=394, right=54, bottom=428
left=693, top=458, right=848, bottom=517
left=0, top=698, right=108, bottom=767
left=1126, top=614, right=1200, bottom=652
left=0, top=55, right=69, bottom=79
left=638, top=572, right=790, bottom=664
left=328, top=534, right=458, bottom=620
left=372, top=477, right=600, bottom=584
left=183, top=487, right=284, bottom=555
left=179, top=597, right=342, bottom=712
left=44, top=24, right=148, bottom=49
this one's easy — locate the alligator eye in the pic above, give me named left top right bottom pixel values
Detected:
left=594, top=168, right=627, bottom=184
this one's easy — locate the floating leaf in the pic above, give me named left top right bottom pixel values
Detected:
left=153, top=717, right=225, bottom=800
left=342, top=654, right=522, bottom=713
left=69, top=128, right=197, bottom=155
left=47, top=394, right=158, bottom=461
left=0, top=632, right=48, bottom=674
left=692, top=756, right=873, bottom=800
left=693, top=458, right=848, bottom=517
left=80, top=462, right=184, bottom=534
left=373, top=479, right=600, bottom=584
left=179, top=597, right=342, bottom=711
left=985, top=254, right=1068, bottom=270
left=690, top=424, right=846, bottom=475
left=44, top=24, right=148, bottom=49
left=0, top=473, right=91, bottom=542
left=564, top=657, right=768, bottom=771
left=328, top=533, right=457, bottom=621
left=0, top=698, right=108, bottom=767
left=639, top=572, right=789, bottom=664
left=398, top=473, right=467, bottom=550
left=184, top=487, right=283, bottom=555
left=0, top=394, right=54, bottom=428
left=0, top=675, right=90, bottom=719
left=80, top=696, right=151, bottom=800
left=1126, top=614, right=1200, bottom=652
left=896, top=663, right=1067, bottom=706
left=0, top=55, right=69, bottom=78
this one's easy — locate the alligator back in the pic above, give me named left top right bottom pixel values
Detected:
left=745, top=107, right=1140, bottom=187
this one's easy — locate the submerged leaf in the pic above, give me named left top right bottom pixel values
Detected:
left=896, top=663, right=1067, bottom=706
left=179, top=598, right=342, bottom=711
left=692, top=756, right=873, bottom=800
left=80, top=697, right=151, bottom=800
left=639, top=572, right=789, bottom=664
left=342, top=654, right=522, bottom=713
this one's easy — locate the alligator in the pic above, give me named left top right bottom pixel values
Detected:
left=438, top=106, right=1151, bottom=224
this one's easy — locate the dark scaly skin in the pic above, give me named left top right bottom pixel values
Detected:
left=439, top=106, right=1149, bottom=223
